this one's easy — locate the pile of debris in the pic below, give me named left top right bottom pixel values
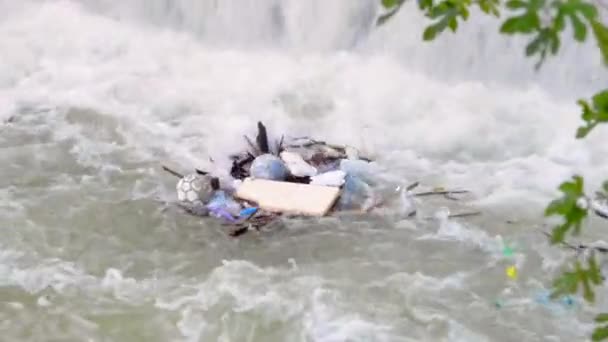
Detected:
left=162, top=122, right=475, bottom=236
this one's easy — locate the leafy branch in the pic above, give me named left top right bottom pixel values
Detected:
left=377, top=0, right=608, bottom=339
left=551, top=254, right=602, bottom=302
left=577, top=90, right=608, bottom=138
left=545, top=175, right=588, bottom=242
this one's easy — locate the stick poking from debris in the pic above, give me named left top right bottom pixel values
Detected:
left=256, top=121, right=270, bottom=154
left=244, top=135, right=260, bottom=156
left=162, top=165, right=184, bottom=178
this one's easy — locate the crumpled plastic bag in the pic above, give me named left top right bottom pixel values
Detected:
left=206, top=190, right=242, bottom=222
left=338, top=174, right=374, bottom=210
left=310, top=170, right=346, bottom=187
left=250, top=154, right=288, bottom=181
left=339, top=159, right=380, bottom=185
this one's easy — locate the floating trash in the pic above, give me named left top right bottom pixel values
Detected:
left=280, top=151, right=317, bottom=177
left=506, top=266, right=518, bottom=280
left=240, top=207, right=259, bottom=217
left=250, top=154, right=289, bottom=181
left=162, top=121, right=477, bottom=237
left=310, top=170, right=346, bottom=187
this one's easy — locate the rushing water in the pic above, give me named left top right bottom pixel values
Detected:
left=1, top=0, right=608, bottom=341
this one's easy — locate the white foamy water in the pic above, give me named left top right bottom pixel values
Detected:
left=1, top=0, right=608, bottom=341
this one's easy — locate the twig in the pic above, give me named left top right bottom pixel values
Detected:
left=541, top=230, right=608, bottom=253
left=276, top=135, right=285, bottom=155
left=406, top=181, right=420, bottom=191
left=448, top=211, right=481, bottom=218
left=162, top=165, right=184, bottom=178
left=413, top=190, right=470, bottom=197
left=244, top=135, right=261, bottom=156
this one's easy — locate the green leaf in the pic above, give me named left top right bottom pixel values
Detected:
left=460, top=6, right=470, bottom=20
left=589, top=255, right=603, bottom=285
left=591, top=20, right=608, bottom=66
left=596, top=314, right=608, bottom=323
left=545, top=198, right=567, bottom=215
left=577, top=125, right=593, bottom=138
left=592, top=326, right=608, bottom=341
left=423, top=26, right=438, bottom=40
left=570, top=14, right=587, bottom=41
left=578, top=261, right=595, bottom=302
left=554, top=11, right=566, bottom=31
left=558, top=176, right=583, bottom=195
left=603, top=181, right=608, bottom=193
left=526, top=36, right=543, bottom=56
left=448, top=17, right=458, bottom=31
left=550, top=31, right=561, bottom=54
left=429, top=5, right=450, bottom=18
left=419, top=0, right=434, bottom=9
left=479, top=0, right=491, bottom=13
left=577, top=2, right=598, bottom=20
left=500, top=13, right=540, bottom=34
left=506, top=0, right=526, bottom=9
left=551, top=271, right=579, bottom=298
left=550, top=224, right=569, bottom=244
left=592, top=90, right=608, bottom=112
left=530, top=0, right=546, bottom=10
left=579, top=99, right=594, bottom=121
left=382, top=0, right=399, bottom=8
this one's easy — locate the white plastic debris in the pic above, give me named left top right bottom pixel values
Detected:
left=310, top=170, right=346, bottom=187
left=339, top=159, right=378, bottom=184
left=280, top=151, right=317, bottom=177
left=345, top=146, right=360, bottom=160
left=250, top=154, right=288, bottom=181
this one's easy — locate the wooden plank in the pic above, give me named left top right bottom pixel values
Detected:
left=234, top=178, right=341, bottom=216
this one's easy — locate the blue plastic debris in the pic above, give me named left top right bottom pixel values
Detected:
left=338, top=174, right=372, bottom=210
left=240, top=207, right=258, bottom=217
left=533, top=290, right=576, bottom=310
left=209, top=207, right=238, bottom=223
left=339, top=159, right=378, bottom=185
left=250, top=154, right=289, bottom=181
left=206, top=190, right=242, bottom=218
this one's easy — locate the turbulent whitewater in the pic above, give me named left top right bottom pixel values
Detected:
left=1, top=0, right=608, bottom=341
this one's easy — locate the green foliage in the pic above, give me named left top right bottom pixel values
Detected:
left=576, top=90, right=608, bottom=138
left=545, top=175, right=588, bottom=243
left=376, top=0, right=608, bottom=338
left=593, top=326, right=608, bottom=341
left=419, top=0, right=473, bottom=40
left=377, top=0, right=406, bottom=26
left=551, top=255, right=602, bottom=302
left=592, top=20, right=608, bottom=65
left=595, top=315, right=608, bottom=341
